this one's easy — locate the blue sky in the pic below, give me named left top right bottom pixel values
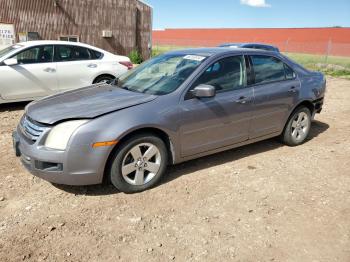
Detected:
left=145, top=0, right=350, bottom=29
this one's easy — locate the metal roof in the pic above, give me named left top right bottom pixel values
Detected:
left=137, top=0, right=153, bottom=9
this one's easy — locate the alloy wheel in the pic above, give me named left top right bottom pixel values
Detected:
left=121, top=143, right=162, bottom=186
left=291, top=112, right=310, bottom=142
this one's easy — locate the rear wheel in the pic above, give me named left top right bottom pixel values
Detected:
left=281, top=107, right=312, bottom=146
left=94, top=75, right=115, bottom=84
left=108, top=134, right=168, bottom=193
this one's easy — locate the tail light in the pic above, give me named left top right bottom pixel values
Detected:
left=119, top=61, right=133, bottom=70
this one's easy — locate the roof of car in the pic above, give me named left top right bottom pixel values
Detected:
left=11, top=40, right=116, bottom=56
left=17, top=40, right=96, bottom=48
left=167, top=47, right=276, bottom=57
left=220, top=42, right=277, bottom=47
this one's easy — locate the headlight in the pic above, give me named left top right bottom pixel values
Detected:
left=44, top=120, right=88, bottom=150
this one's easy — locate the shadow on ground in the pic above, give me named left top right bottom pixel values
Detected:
left=164, top=120, right=329, bottom=184
left=54, top=120, right=329, bottom=196
left=0, top=101, right=29, bottom=112
left=53, top=183, right=120, bottom=196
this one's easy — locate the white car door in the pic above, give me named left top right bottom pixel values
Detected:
left=0, top=45, right=58, bottom=100
left=55, top=45, right=100, bottom=91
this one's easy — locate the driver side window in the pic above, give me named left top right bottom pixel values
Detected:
left=12, top=45, right=53, bottom=64
left=190, top=55, right=247, bottom=93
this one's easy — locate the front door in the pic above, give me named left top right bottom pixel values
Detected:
left=248, top=55, right=300, bottom=138
left=0, top=45, right=57, bottom=100
left=179, top=55, right=254, bottom=157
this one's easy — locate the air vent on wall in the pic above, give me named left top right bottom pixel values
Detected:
left=102, top=30, right=113, bottom=38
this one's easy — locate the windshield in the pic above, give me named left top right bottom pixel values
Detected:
left=0, top=44, right=23, bottom=58
left=116, top=54, right=207, bottom=95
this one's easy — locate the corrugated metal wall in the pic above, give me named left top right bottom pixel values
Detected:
left=0, top=0, right=152, bottom=58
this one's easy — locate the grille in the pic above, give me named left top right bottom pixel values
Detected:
left=20, top=116, right=48, bottom=141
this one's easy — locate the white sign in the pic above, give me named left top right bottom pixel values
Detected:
left=184, top=55, right=206, bottom=62
left=0, top=23, right=15, bottom=50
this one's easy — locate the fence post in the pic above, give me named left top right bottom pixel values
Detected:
left=325, top=38, right=332, bottom=63
left=285, top=38, right=290, bottom=53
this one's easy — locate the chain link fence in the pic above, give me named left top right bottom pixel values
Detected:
left=153, top=38, right=350, bottom=56
left=152, top=39, right=350, bottom=77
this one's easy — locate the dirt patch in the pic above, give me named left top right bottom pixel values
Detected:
left=0, top=77, right=349, bottom=262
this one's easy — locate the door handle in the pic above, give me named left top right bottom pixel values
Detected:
left=235, top=96, right=248, bottom=104
left=87, top=64, right=97, bottom=68
left=43, top=67, right=56, bottom=73
left=288, top=86, right=297, bottom=93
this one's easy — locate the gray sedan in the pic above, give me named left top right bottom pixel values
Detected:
left=13, top=48, right=326, bottom=193
left=218, top=43, right=280, bottom=52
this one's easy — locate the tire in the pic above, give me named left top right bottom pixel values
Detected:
left=94, top=75, right=115, bottom=84
left=108, top=134, right=168, bottom=193
left=281, top=106, right=312, bottom=147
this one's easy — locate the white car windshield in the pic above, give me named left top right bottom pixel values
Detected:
left=117, top=54, right=207, bottom=95
left=0, top=44, right=23, bottom=58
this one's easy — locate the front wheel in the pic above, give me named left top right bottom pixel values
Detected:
left=108, top=134, right=168, bottom=193
left=281, top=107, right=312, bottom=146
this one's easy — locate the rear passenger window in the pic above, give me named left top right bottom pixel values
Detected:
left=56, top=46, right=74, bottom=61
left=251, top=55, right=285, bottom=84
left=73, top=46, right=92, bottom=60
left=55, top=45, right=93, bottom=61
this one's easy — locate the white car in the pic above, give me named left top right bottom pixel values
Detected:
left=0, top=40, right=133, bottom=104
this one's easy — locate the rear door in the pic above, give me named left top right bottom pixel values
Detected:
left=179, top=55, right=254, bottom=157
left=54, top=45, right=100, bottom=91
left=0, top=45, right=57, bottom=100
left=248, top=55, right=300, bottom=138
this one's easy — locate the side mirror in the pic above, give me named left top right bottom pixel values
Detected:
left=4, top=58, right=18, bottom=66
left=192, top=84, right=216, bottom=98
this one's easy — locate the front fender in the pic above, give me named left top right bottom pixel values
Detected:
left=68, top=97, right=180, bottom=162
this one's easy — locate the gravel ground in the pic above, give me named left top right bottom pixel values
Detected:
left=0, top=77, right=349, bottom=262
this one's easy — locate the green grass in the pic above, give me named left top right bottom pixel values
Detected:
left=152, top=45, right=195, bottom=57
left=152, top=45, right=350, bottom=79
left=285, top=52, right=350, bottom=79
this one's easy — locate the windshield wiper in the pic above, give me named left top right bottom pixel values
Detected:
left=111, top=79, right=131, bottom=91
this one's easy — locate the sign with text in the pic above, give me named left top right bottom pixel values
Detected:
left=0, top=23, right=15, bottom=50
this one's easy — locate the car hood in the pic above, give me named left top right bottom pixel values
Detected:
left=25, top=84, right=157, bottom=125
